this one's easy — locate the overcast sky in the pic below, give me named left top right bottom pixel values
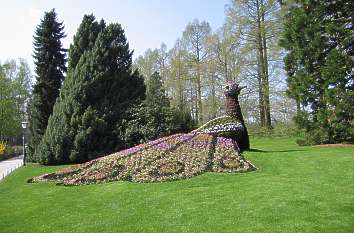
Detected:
left=0, top=0, right=229, bottom=73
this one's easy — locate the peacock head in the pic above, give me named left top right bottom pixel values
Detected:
left=224, top=80, right=246, bottom=97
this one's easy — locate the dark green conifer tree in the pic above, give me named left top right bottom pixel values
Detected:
left=36, top=20, right=145, bottom=164
left=123, top=72, right=195, bottom=146
left=281, top=0, right=354, bottom=144
left=122, top=72, right=171, bottom=145
left=28, top=9, right=67, bottom=161
left=144, top=72, right=174, bottom=139
left=67, top=14, right=105, bottom=71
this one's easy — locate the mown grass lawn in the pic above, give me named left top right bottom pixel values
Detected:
left=0, top=137, right=353, bottom=233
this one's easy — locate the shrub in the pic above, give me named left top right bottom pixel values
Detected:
left=0, top=141, right=6, bottom=156
left=5, top=146, right=15, bottom=156
left=248, top=122, right=301, bottom=138
left=0, top=142, right=22, bottom=161
left=297, top=128, right=330, bottom=146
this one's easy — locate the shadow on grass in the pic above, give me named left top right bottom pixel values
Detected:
left=248, top=148, right=306, bottom=153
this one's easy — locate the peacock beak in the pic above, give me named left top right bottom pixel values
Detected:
left=239, top=86, right=246, bottom=90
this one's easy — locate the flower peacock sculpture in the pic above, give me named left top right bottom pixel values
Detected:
left=31, top=81, right=256, bottom=185
left=195, top=80, right=250, bottom=151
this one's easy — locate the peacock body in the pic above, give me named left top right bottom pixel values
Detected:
left=194, top=80, right=250, bottom=151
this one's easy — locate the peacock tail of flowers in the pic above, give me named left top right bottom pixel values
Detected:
left=31, top=131, right=256, bottom=186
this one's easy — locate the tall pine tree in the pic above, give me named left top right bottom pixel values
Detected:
left=35, top=20, right=145, bottom=164
left=123, top=72, right=195, bottom=146
left=28, top=9, right=67, bottom=161
left=143, top=72, right=174, bottom=139
left=67, top=14, right=105, bottom=71
left=281, top=0, right=354, bottom=144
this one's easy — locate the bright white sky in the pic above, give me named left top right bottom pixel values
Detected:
left=0, top=0, right=229, bottom=73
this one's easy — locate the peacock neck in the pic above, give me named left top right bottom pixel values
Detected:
left=225, top=95, right=245, bottom=124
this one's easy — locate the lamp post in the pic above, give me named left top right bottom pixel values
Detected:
left=21, top=121, right=29, bottom=166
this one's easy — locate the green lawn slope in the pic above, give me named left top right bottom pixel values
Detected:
left=0, top=137, right=353, bottom=233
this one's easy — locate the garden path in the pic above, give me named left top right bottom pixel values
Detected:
left=0, top=155, right=23, bottom=181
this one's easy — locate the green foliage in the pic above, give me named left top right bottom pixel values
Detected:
left=122, top=72, right=195, bottom=147
left=281, top=0, right=354, bottom=145
left=145, top=72, right=169, bottom=107
left=67, top=14, right=105, bottom=71
left=143, top=72, right=176, bottom=139
left=296, top=127, right=337, bottom=146
left=28, top=9, right=67, bottom=161
left=169, top=106, right=196, bottom=133
left=4, top=146, right=17, bottom=157
left=0, top=143, right=22, bottom=161
left=35, top=16, right=145, bottom=165
left=0, top=60, right=32, bottom=140
left=248, top=122, right=301, bottom=138
left=0, top=75, right=18, bottom=140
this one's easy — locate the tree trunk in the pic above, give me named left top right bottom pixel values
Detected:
left=261, top=0, right=272, bottom=129
left=255, top=0, right=272, bottom=129
left=196, top=41, right=203, bottom=124
left=211, top=74, right=217, bottom=119
left=194, top=87, right=199, bottom=122
left=197, top=65, right=203, bottom=124
left=257, top=66, right=266, bottom=127
left=177, top=57, right=184, bottom=109
left=256, top=0, right=266, bottom=127
left=296, top=97, right=301, bottom=115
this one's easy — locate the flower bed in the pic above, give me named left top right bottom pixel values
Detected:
left=31, top=132, right=256, bottom=185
